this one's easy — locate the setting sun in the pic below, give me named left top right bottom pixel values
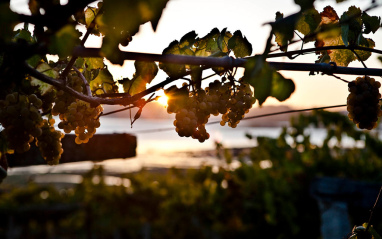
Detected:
left=157, top=95, right=169, bottom=106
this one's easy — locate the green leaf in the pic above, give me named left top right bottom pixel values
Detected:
left=354, top=37, right=375, bottom=62
left=378, top=56, right=382, bottom=64
left=294, top=0, right=314, bottom=11
left=13, top=28, right=35, bottom=43
left=121, top=76, right=147, bottom=96
left=85, top=58, right=104, bottom=70
left=295, top=8, right=321, bottom=40
left=48, top=25, right=81, bottom=58
left=341, top=23, right=350, bottom=47
left=271, top=72, right=295, bottom=101
left=362, top=12, right=381, bottom=34
left=121, top=61, right=158, bottom=96
left=227, top=30, right=253, bottom=58
left=97, top=0, right=169, bottom=64
left=340, top=6, right=362, bottom=46
left=243, top=56, right=272, bottom=105
left=134, top=61, right=158, bottom=84
left=273, top=12, right=296, bottom=52
left=159, top=40, right=187, bottom=78
left=194, top=28, right=221, bottom=57
left=90, top=68, right=116, bottom=95
left=217, top=28, right=232, bottom=53
left=243, top=56, right=295, bottom=105
left=30, top=62, right=58, bottom=95
left=179, top=31, right=197, bottom=51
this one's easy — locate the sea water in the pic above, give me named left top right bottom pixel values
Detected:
left=6, top=117, right=360, bottom=178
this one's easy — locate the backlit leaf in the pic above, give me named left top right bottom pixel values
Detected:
left=48, top=25, right=81, bottom=58
left=90, top=68, right=116, bottom=95
left=295, top=8, right=321, bottom=40
left=270, top=72, right=295, bottom=102
left=85, top=58, right=104, bottom=70
left=362, top=12, right=381, bottom=34
left=227, top=30, right=253, bottom=58
left=340, top=6, right=362, bottom=46
left=243, top=57, right=272, bottom=105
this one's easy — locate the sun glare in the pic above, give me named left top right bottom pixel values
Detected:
left=157, top=95, right=169, bottom=106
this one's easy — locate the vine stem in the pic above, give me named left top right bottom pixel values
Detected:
left=73, top=66, right=92, bottom=96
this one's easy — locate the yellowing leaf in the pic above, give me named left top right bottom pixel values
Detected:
left=31, top=62, right=58, bottom=95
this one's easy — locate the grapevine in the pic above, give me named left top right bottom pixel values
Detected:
left=0, top=0, right=380, bottom=171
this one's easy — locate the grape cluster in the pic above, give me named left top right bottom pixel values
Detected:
left=165, top=77, right=256, bottom=142
left=52, top=73, right=84, bottom=115
left=347, top=76, right=382, bottom=130
left=36, top=119, right=65, bottom=165
left=57, top=100, right=102, bottom=144
left=220, top=83, right=255, bottom=128
left=0, top=93, right=43, bottom=153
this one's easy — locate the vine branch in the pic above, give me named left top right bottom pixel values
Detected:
left=73, top=46, right=382, bottom=77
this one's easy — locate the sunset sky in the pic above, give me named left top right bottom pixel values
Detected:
left=10, top=0, right=382, bottom=109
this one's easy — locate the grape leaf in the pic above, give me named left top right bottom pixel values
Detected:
left=84, top=6, right=101, bottom=36
left=324, top=36, right=356, bottom=66
left=295, top=8, right=321, bottom=41
left=13, top=28, right=35, bottom=43
left=194, top=28, right=221, bottom=57
left=31, top=62, right=58, bottom=95
left=227, top=30, right=252, bottom=58
left=273, top=12, right=296, bottom=52
left=362, top=12, right=381, bottom=34
left=294, top=0, right=314, bottom=11
left=48, top=25, right=81, bottom=58
left=85, top=58, right=104, bottom=70
left=243, top=57, right=272, bottom=105
left=159, top=40, right=187, bottom=78
left=90, top=68, right=116, bottom=95
left=135, top=61, right=158, bottom=83
left=121, top=76, right=147, bottom=96
left=98, top=0, right=169, bottom=64
left=354, top=37, right=375, bottom=61
left=121, top=61, right=158, bottom=95
left=217, top=28, right=232, bottom=53
left=85, top=7, right=99, bottom=27
left=340, top=6, right=362, bottom=46
left=179, top=31, right=197, bottom=51
left=243, top=56, right=295, bottom=105
left=270, top=72, right=295, bottom=101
